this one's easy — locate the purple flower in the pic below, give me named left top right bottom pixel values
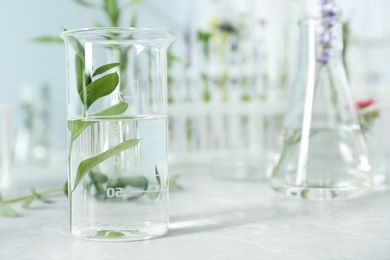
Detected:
left=317, top=0, right=338, bottom=65
left=320, top=49, right=330, bottom=64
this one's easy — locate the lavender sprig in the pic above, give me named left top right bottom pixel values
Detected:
left=318, top=0, right=338, bottom=65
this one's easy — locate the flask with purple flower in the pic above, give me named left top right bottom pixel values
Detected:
left=269, top=1, right=373, bottom=201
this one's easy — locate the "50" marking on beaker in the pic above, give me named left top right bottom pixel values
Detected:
left=107, top=188, right=123, bottom=198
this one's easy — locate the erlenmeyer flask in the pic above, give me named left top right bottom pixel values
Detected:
left=269, top=18, right=373, bottom=200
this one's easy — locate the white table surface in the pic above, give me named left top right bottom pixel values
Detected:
left=1, top=165, right=390, bottom=260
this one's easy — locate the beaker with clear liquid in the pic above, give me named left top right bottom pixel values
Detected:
left=61, top=27, right=174, bottom=240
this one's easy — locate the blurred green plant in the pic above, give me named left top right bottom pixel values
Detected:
left=356, top=99, right=380, bottom=134
left=31, top=0, right=143, bottom=44
left=196, top=17, right=263, bottom=102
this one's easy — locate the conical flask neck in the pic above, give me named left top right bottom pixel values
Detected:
left=297, top=18, right=344, bottom=69
left=286, top=17, right=360, bottom=129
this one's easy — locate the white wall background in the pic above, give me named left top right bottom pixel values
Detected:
left=0, top=0, right=192, bottom=159
left=1, top=0, right=389, bottom=163
left=0, top=1, right=90, bottom=164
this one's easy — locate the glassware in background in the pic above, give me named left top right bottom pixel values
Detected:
left=0, top=105, right=16, bottom=200
left=61, top=27, right=174, bottom=241
left=168, top=0, right=272, bottom=180
left=269, top=17, right=373, bottom=201
left=14, top=83, right=54, bottom=165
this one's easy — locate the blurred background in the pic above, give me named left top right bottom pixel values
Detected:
left=1, top=0, right=389, bottom=181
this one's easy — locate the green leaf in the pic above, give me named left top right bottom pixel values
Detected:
left=73, top=139, right=139, bottom=192
left=22, top=187, right=40, bottom=208
left=92, top=102, right=129, bottom=117
left=29, top=35, right=63, bottom=43
left=197, top=31, right=211, bottom=42
left=168, top=52, right=182, bottom=67
left=22, top=198, right=34, bottom=209
left=96, top=230, right=125, bottom=238
left=115, top=176, right=148, bottom=200
left=127, top=0, right=144, bottom=7
left=72, top=0, right=96, bottom=7
left=72, top=36, right=92, bottom=105
left=89, top=171, right=108, bottom=183
left=68, top=102, right=129, bottom=142
left=104, top=0, right=119, bottom=27
left=169, top=174, right=182, bottom=190
left=155, top=165, right=161, bottom=187
left=68, top=36, right=85, bottom=61
left=90, top=171, right=107, bottom=198
left=130, top=13, right=138, bottom=27
left=75, top=54, right=88, bottom=94
left=0, top=203, right=17, bottom=217
left=92, top=63, right=122, bottom=77
left=30, top=187, right=38, bottom=197
left=64, top=181, right=69, bottom=196
left=68, top=120, right=92, bottom=143
left=116, top=176, right=148, bottom=190
left=79, top=72, right=119, bottom=109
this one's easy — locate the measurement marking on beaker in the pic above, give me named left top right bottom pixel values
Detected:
left=107, top=188, right=123, bottom=198
left=112, top=91, right=124, bottom=102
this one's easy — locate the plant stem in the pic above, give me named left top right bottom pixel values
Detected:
left=271, top=142, right=289, bottom=178
left=1, top=187, right=64, bottom=204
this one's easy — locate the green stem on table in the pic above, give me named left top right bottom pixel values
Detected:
left=1, top=187, right=65, bottom=204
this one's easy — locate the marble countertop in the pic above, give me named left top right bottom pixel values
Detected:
left=1, top=165, right=390, bottom=260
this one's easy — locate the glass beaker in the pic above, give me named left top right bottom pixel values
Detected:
left=61, top=27, right=175, bottom=241
left=269, top=18, right=373, bottom=201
